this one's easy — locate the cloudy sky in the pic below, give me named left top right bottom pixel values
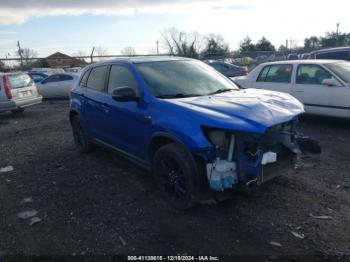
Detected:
left=0, top=0, right=349, bottom=57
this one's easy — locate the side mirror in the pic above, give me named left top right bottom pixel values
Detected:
left=111, top=86, right=139, bottom=102
left=321, top=78, right=341, bottom=87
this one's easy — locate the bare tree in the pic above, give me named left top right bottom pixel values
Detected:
left=72, top=50, right=87, bottom=62
left=72, top=50, right=86, bottom=57
left=18, top=48, right=38, bottom=65
left=202, top=34, right=229, bottom=58
left=95, top=46, right=108, bottom=61
left=161, top=28, right=202, bottom=58
left=121, top=46, right=136, bottom=56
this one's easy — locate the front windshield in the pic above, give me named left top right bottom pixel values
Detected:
left=325, top=62, right=350, bottom=83
left=136, top=60, right=238, bottom=98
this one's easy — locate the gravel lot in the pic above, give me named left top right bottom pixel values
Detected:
left=0, top=100, right=349, bottom=258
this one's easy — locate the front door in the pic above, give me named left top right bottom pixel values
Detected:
left=292, top=64, right=349, bottom=117
left=103, top=64, right=152, bottom=158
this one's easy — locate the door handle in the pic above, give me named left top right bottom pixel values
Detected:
left=295, top=90, right=304, bottom=93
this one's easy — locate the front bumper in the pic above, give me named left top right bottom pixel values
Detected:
left=197, top=123, right=320, bottom=192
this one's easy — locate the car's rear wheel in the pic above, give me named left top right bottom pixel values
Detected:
left=11, top=108, right=25, bottom=115
left=71, top=116, right=94, bottom=153
left=152, top=143, right=197, bottom=210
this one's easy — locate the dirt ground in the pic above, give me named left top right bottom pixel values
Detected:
left=0, top=100, right=349, bottom=259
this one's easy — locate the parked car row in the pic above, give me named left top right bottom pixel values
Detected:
left=0, top=70, right=79, bottom=114
left=205, top=60, right=248, bottom=77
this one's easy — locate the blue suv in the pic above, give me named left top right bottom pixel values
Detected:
left=70, top=57, right=320, bottom=209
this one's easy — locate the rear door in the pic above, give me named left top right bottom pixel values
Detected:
left=81, top=65, right=110, bottom=141
left=253, top=64, right=293, bottom=94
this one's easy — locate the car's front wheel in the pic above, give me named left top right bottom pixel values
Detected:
left=152, top=143, right=197, bottom=210
left=71, top=115, right=94, bottom=153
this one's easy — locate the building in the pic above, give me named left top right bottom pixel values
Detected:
left=31, top=52, right=87, bottom=69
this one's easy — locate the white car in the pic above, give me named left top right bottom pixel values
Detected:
left=36, top=73, right=79, bottom=98
left=232, top=60, right=350, bottom=118
left=0, top=72, right=42, bottom=114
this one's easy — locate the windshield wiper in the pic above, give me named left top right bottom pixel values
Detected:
left=156, top=93, right=201, bottom=99
left=207, top=88, right=233, bottom=95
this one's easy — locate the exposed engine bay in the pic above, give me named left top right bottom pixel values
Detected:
left=204, top=120, right=321, bottom=191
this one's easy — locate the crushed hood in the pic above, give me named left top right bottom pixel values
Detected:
left=167, top=88, right=304, bottom=134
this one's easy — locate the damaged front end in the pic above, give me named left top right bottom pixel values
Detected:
left=201, top=119, right=321, bottom=192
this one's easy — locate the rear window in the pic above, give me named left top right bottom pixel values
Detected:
left=80, top=69, right=91, bottom=86
left=316, top=51, right=350, bottom=61
left=7, top=74, right=34, bottom=89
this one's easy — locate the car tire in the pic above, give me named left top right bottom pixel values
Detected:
left=152, top=143, right=197, bottom=210
left=11, top=108, right=25, bottom=115
left=71, top=115, right=94, bottom=153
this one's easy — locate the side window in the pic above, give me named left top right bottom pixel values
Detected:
left=107, top=65, right=139, bottom=95
left=80, top=69, right=91, bottom=87
left=60, top=75, right=73, bottom=81
left=211, top=63, right=221, bottom=70
left=296, top=65, right=332, bottom=85
left=31, top=75, right=45, bottom=82
left=317, top=51, right=350, bottom=61
left=257, top=66, right=270, bottom=82
left=264, top=65, right=292, bottom=83
left=86, top=66, right=108, bottom=92
left=44, top=75, right=60, bottom=83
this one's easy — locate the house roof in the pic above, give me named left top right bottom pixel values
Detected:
left=45, top=52, right=73, bottom=60
left=30, top=52, right=87, bottom=68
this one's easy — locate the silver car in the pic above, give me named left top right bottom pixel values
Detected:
left=0, top=72, right=42, bottom=114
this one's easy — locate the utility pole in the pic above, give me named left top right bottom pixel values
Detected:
left=90, top=47, right=95, bottom=64
left=336, top=23, right=340, bottom=46
left=17, top=41, right=23, bottom=67
left=156, top=40, right=159, bottom=55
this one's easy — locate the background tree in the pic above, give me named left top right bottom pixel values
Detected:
left=304, top=36, right=320, bottom=50
left=239, top=36, right=255, bottom=52
left=95, top=46, right=108, bottom=61
left=0, top=61, right=6, bottom=71
left=72, top=50, right=87, bottom=61
left=278, top=45, right=288, bottom=52
left=161, top=27, right=202, bottom=58
left=320, top=32, right=350, bottom=47
left=121, top=46, right=136, bottom=56
left=18, top=48, right=38, bottom=65
left=202, top=34, right=229, bottom=58
left=255, top=37, right=275, bottom=51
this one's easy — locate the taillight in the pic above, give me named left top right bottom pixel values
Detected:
left=2, top=75, right=12, bottom=99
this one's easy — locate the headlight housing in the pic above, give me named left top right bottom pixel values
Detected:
left=203, top=128, right=230, bottom=150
